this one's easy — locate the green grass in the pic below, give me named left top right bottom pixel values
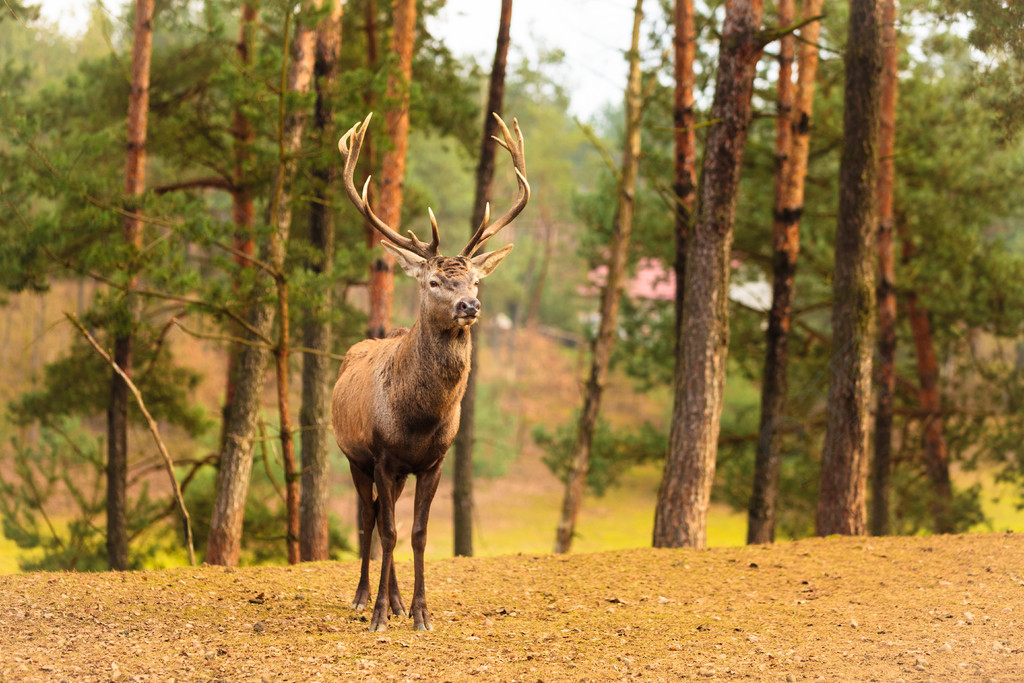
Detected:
left=963, top=468, right=1024, bottom=533
left=405, top=462, right=748, bottom=562
left=0, top=536, right=23, bottom=574
left=0, top=530, right=47, bottom=574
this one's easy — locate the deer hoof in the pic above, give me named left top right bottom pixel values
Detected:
left=414, top=622, right=433, bottom=632
left=352, top=601, right=367, bottom=611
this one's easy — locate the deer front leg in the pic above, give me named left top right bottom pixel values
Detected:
left=410, top=463, right=443, bottom=631
left=349, top=463, right=375, bottom=611
left=388, top=476, right=409, bottom=619
left=370, top=461, right=400, bottom=632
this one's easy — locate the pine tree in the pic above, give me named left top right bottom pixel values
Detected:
left=300, top=0, right=344, bottom=563
left=453, top=0, right=514, bottom=558
left=366, top=0, right=417, bottom=339
left=654, top=0, right=765, bottom=549
left=817, top=0, right=882, bottom=537
left=747, top=0, right=824, bottom=544
left=871, top=0, right=898, bottom=536
left=108, top=0, right=155, bottom=571
left=554, top=0, right=645, bottom=554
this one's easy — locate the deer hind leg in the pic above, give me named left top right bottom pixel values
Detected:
left=410, top=463, right=443, bottom=631
left=349, top=462, right=375, bottom=611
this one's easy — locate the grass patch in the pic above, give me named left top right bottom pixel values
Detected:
left=962, top=468, right=1024, bottom=533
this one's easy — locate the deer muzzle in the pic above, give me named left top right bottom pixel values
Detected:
left=454, top=297, right=481, bottom=326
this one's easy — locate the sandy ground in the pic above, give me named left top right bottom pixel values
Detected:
left=1, top=533, right=1023, bottom=681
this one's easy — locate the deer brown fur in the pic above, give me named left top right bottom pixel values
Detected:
left=332, top=113, right=529, bottom=631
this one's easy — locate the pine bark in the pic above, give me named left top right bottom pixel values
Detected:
left=816, top=0, right=882, bottom=537
left=207, top=302, right=273, bottom=565
left=366, top=0, right=417, bottom=339
left=222, top=1, right=258, bottom=450
left=871, top=0, right=898, bottom=537
left=747, top=0, right=823, bottom=544
left=554, top=0, right=644, bottom=555
left=653, top=0, right=764, bottom=549
left=453, top=0, right=513, bottom=558
left=299, top=0, right=343, bottom=563
left=108, top=0, right=154, bottom=571
left=671, top=0, right=697, bottom=346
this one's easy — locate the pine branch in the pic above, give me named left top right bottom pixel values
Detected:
left=65, top=312, right=197, bottom=567
left=757, top=15, right=825, bottom=48
left=152, top=176, right=235, bottom=195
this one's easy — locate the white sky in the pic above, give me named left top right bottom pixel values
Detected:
left=34, top=0, right=641, bottom=118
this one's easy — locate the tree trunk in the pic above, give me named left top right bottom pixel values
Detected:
left=299, top=0, right=343, bottom=563
left=653, top=0, right=699, bottom=549
left=816, top=0, right=882, bottom=537
left=658, top=0, right=699, bottom=547
left=453, top=0, right=513, bottom=559
left=747, top=0, right=824, bottom=544
left=902, top=241, right=954, bottom=533
left=747, top=0, right=795, bottom=545
left=108, top=0, right=154, bottom=571
left=273, top=6, right=319, bottom=565
left=871, top=0, right=898, bottom=537
left=553, top=0, right=644, bottom=555
left=222, top=1, right=258, bottom=450
left=207, top=3, right=319, bottom=566
left=359, top=0, right=382, bottom=563
left=366, top=0, right=416, bottom=339
left=670, top=0, right=697, bottom=346
left=207, top=304, right=273, bottom=565
left=653, top=0, right=764, bottom=549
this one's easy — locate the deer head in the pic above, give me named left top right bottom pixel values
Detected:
left=338, top=113, right=530, bottom=331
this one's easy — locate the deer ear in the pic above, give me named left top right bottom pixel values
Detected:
left=470, top=243, right=514, bottom=279
left=381, top=241, right=427, bottom=277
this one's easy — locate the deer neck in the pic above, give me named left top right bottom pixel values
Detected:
left=389, top=320, right=472, bottom=411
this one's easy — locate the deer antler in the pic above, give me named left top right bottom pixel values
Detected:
left=460, top=113, right=531, bottom=258
left=338, top=113, right=440, bottom=259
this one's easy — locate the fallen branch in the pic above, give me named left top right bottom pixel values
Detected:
left=65, top=312, right=196, bottom=566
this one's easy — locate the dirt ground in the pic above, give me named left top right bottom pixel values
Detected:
left=1, top=533, right=1023, bottom=681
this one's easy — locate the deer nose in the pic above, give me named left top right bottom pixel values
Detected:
left=456, top=297, right=481, bottom=318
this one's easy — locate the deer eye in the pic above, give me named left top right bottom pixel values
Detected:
left=429, top=280, right=440, bottom=288
left=473, top=279, right=480, bottom=287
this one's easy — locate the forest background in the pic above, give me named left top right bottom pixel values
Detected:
left=1, top=0, right=1024, bottom=573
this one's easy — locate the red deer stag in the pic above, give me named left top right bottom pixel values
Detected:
left=333, top=112, right=529, bottom=631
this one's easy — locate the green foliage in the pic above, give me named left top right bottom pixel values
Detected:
left=612, top=297, right=675, bottom=390
left=10, top=332, right=212, bottom=438
left=889, top=469, right=985, bottom=536
left=536, top=418, right=667, bottom=497
left=0, top=419, right=169, bottom=571
left=467, top=379, right=520, bottom=479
